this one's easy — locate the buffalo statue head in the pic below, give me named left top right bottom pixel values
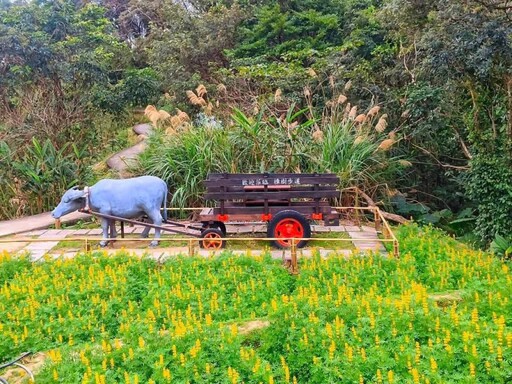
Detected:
left=51, top=186, right=86, bottom=219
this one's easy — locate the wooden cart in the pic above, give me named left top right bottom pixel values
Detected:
left=198, top=173, right=341, bottom=249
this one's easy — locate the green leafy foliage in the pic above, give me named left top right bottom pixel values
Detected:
left=1, top=225, right=511, bottom=382
left=0, top=138, right=92, bottom=217
left=466, top=156, right=512, bottom=245
left=490, top=234, right=512, bottom=260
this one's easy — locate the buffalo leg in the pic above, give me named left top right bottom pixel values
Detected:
left=109, top=219, right=117, bottom=240
left=100, top=218, right=110, bottom=247
left=147, top=210, right=163, bottom=247
left=141, top=222, right=151, bottom=238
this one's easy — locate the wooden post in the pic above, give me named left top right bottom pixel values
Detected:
left=393, top=240, right=400, bottom=258
left=374, top=208, right=381, bottom=232
left=120, top=221, right=125, bottom=238
left=85, top=238, right=90, bottom=252
left=188, top=239, right=194, bottom=257
left=55, top=219, right=61, bottom=229
left=291, top=238, right=298, bottom=274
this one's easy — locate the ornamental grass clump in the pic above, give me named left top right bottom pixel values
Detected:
left=137, top=85, right=406, bottom=208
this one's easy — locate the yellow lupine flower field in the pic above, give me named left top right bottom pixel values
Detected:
left=0, top=224, right=510, bottom=382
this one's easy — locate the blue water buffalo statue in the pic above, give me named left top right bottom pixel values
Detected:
left=52, top=176, right=168, bottom=247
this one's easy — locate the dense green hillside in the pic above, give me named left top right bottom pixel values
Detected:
left=1, top=0, right=511, bottom=248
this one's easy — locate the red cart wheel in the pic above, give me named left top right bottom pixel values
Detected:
left=200, top=228, right=226, bottom=249
left=267, top=210, right=311, bottom=249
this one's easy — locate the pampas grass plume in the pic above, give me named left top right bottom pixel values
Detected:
left=349, top=106, right=358, bottom=119
left=337, top=94, right=348, bottom=105
left=398, top=159, right=412, bottom=167
left=312, top=129, right=324, bottom=143
left=186, top=90, right=207, bottom=106
left=344, top=102, right=351, bottom=117
left=196, top=84, right=207, bottom=98
left=275, top=88, right=282, bottom=102
left=354, top=114, right=366, bottom=123
left=378, top=139, right=395, bottom=151
left=354, top=136, right=365, bottom=145
left=367, top=105, right=380, bottom=117
left=217, top=83, right=227, bottom=93
left=375, top=116, right=387, bottom=133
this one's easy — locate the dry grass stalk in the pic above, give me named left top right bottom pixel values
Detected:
left=401, top=109, right=410, bottom=118
left=389, top=131, right=396, bottom=140
left=378, top=138, right=395, bottom=151
left=344, top=80, right=352, bottom=91
left=367, top=105, right=380, bottom=117
left=238, top=320, right=270, bottom=335
left=329, top=75, right=335, bottom=89
left=303, top=86, right=311, bottom=97
left=354, top=114, right=366, bottom=124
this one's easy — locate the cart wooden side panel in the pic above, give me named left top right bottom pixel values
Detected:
left=200, top=173, right=340, bottom=223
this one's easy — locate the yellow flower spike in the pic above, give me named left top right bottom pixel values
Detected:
left=430, top=357, right=438, bottom=372
left=487, top=339, right=494, bottom=354
left=469, top=362, right=476, bottom=377
left=387, top=370, right=394, bottom=384
left=415, top=342, right=421, bottom=365
left=138, top=336, right=145, bottom=349
left=328, top=340, right=336, bottom=360
left=376, top=369, right=383, bottom=384
left=360, top=347, right=366, bottom=361
left=53, top=369, right=59, bottom=381
left=485, top=361, right=491, bottom=373
left=129, top=347, right=134, bottom=360
left=162, top=368, right=171, bottom=381
left=411, top=368, right=420, bottom=384
left=359, top=374, right=364, bottom=384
